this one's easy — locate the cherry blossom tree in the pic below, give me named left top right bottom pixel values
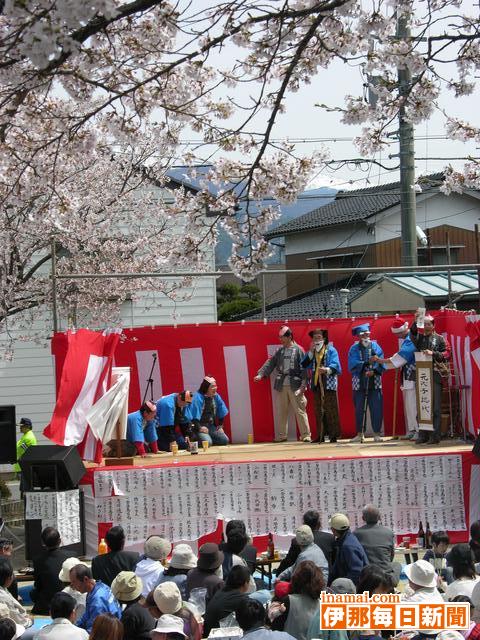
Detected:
left=1, top=0, right=479, bottom=345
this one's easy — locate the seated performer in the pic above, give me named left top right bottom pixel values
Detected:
left=187, top=377, right=229, bottom=446
left=301, top=327, right=342, bottom=443
left=348, top=323, right=385, bottom=443
left=371, top=316, right=418, bottom=440
left=126, top=401, right=159, bottom=457
left=156, top=391, right=193, bottom=451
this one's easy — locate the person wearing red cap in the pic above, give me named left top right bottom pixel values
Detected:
left=254, top=326, right=311, bottom=443
left=371, top=316, right=418, bottom=440
left=409, top=313, right=451, bottom=444
left=126, top=401, right=160, bottom=457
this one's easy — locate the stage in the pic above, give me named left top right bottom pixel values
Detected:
left=80, top=439, right=480, bottom=558
left=86, top=438, right=471, bottom=466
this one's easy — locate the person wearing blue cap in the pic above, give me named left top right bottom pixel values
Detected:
left=347, top=324, right=385, bottom=443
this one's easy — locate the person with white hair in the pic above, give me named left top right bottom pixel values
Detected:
left=354, top=504, right=399, bottom=584
left=254, top=326, right=311, bottom=443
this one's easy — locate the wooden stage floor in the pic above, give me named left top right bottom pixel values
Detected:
left=88, top=437, right=472, bottom=468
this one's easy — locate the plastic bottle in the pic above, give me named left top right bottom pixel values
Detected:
left=98, top=538, right=108, bottom=555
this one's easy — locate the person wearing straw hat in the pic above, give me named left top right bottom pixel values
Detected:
left=301, top=327, right=342, bottom=444
left=402, top=560, right=444, bottom=604
left=59, top=558, right=88, bottom=618
left=348, top=323, right=385, bottom=443
left=111, top=571, right=155, bottom=640
left=372, top=316, right=418, bottom=440
left=156, top=544, right=198, bottom=600
left=126, top=401, right=160, bottom=457
left=254, top=326, right=311, bottom=443
left=135, top=536, right=171, bottom=598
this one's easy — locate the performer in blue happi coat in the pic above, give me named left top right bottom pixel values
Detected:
left=126, top=401, right=159, bottom=456
left=186, top=376, right=230, bottom=446
left=156, top=390, right=193, bottom=451
left=372, top=316, right=418, bottom=440
left=347, top=323, right=385, bottom=443
left=301, top=327, right=342, bottom=443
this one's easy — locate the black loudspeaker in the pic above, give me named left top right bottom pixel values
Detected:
left=473, top=433, right=480, bottom=459
left=19, top=445, right=86, bottom=491
left=0, top=405, right=17, bottom=464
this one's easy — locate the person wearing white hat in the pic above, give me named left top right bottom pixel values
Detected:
left=156, top=544, right=198, bottom=599
left=151, top=614, right=187, bottom=638
left=402, top=560, right=444, bottom=602
left=59, top=558, right=88, bottom=618
left=371, top=316, right=418, bottom=440
left=135, top=536, right=171, bottom=597
left=254, top=326, right=311, bottom=443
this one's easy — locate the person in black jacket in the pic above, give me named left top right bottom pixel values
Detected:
left=91, top=526, right=139, bottom=587
left=31, top=526, right=77, bottom=615
left=219, top=521, right=258, bottom=576
left=111, top=571, right=155, bottom=640
left=203, top=565, right=251, bottom=636
left=275, top=510, right=335, bottom=576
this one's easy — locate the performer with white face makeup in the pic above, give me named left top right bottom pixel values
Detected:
left=347, top=323, right=385, bottom=443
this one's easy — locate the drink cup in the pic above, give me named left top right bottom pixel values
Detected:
left=190, top=441, right=199, bottom=455
left=171, top=443, right=179, bottom=456
left=247, top=433, right=254, bottom=445
left=202, top=440, right=209, bottom=451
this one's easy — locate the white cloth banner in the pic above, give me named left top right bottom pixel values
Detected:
left=92, top=454, right=465, bottom=544
left=86, top=367, right=130, bottom=443
left=25, top=490, right=81, bottom=546
left=415, top=352, right=434, bottom=430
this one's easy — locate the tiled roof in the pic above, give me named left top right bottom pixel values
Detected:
left=265, top=173, right=445, bottom=239
left=232, top=282, right=365, bottom=321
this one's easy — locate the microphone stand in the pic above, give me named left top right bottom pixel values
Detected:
left=142, top=353, right=157, bottom=405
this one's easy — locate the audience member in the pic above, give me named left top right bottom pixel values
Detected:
left=424, top=531, right=450, bottom=564
left=31, top=526, right=76, bottom=615
left=277, top=526, right=329, bottom=583
left=221, top=526, right=251, bottom=580
left=276, top=511, right=335, bottom=576
left=69, top=564, right=121, bottom=633
left=151, top=614, right=187, bottom=639
left=33, top=592, right=88, bottom=640
left=353, top=505, right=400, bottom=582
left=356, top=565, right=393, bottom=596
left=470, top=522, right=480, bottom=564
left=110, top=571, right=155, bottom=640
left=91, top=526, right=140, bottom=587
left=471, top=582, right=480, bottom=630
left=0, top=617, right=18, bottom=640
left=87, top=613, right=123, bottom=640
left=306, top=578, right=355, bottom=640
left=402, top=560, right=444, bottom=611
left=236, top=598, right=295, bottom=640
left=153, top=582, right=201, bottom=640
left=445, top=544, right=480, bottom=600
left=270, top=561, right=324, bottom=640
left=135, top=536, right=171, bottom=597
left=329, top=513, right=368, bottom=585
left=203, top=565, right=251, bottom=636
left=157, top=544, right=197, bottom=600
left=0, top=603, right=24, bottom=640
left=186, top=543, right=224, bottom=602
left=0, top=541, right=17, bottom=601
left=59, top=558, right=88, bottom=618
left=0, top=558, right=32, bottom=629
left=221, top=521, right=258, bottom=574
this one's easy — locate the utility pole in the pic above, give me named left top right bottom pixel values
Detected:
left=397, top=10, right=418, bottom=266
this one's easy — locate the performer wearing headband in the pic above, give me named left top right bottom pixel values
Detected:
left=371, top=317, right=418, bottom=440
left=348, top=323, right=385, bottom=443
left=301, top=327, right=342, bottom=443
left=410, top=313, right=451, bottom=445
left=254, top=326, right=311, bottom=443
left=126, top=401, right=160, bottom=457
left=187, top=377, right=230, bottom=446
left=156, top=390, right=194, bottom=451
